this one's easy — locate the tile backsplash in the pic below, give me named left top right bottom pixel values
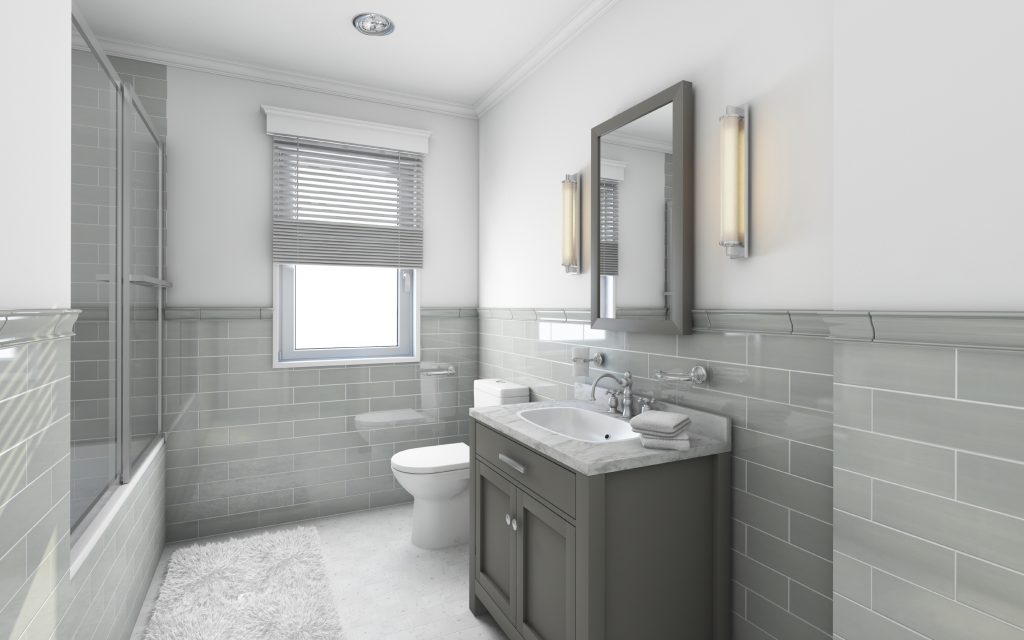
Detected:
left=155, top=304, right=1024, bottom=640
left=833, top=339, right=1024, bottom=639
left=161, top=310, right=478, bottom=541
left=478, top=309, right=835, bottom=640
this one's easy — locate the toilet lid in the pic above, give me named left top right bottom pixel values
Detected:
left=391, top=443, right=470, bottom=474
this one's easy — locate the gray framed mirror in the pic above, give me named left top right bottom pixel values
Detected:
left=590, top=81, right=694, bottom=334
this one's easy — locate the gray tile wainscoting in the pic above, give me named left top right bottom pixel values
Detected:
left=478, top=308, right=836, bottom=640
left=0, top=309, right=166, bottom=640
left=0, top=311, right=77, bottom=640
left=60, top=441, right=165, bottom=639
left=161, top=308, right=478, bottom=542
left=832, top=313, right=1024, bottom=640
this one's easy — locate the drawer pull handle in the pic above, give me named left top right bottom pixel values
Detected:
left=498, top=453, right=526, bottom=475
left=511, top=517, right=518, bottom=532
left=505, top=513, right=511, bottom=526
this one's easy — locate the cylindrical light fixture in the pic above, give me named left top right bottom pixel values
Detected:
left=719, top=105, right=749, bottom=258
left=562, top=173, right=581, bottom=273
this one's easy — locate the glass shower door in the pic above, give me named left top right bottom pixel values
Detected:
left=122, top=90, right=165, bottom=474
left=69, top=23, right=119, bottom=530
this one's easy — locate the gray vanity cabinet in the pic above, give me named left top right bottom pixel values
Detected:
left=475, top=458, right=577, bottom=640
left=475, top=462, right=517, bottom=622
left=517, top=492, right=575, bottom=640
left=470, top=421, right=730, bottom=640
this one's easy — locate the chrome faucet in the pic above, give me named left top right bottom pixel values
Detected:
left=589, top=371, right=638, bottom=419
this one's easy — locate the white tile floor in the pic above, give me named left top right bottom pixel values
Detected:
left=131, top=504, right=506, bottom=640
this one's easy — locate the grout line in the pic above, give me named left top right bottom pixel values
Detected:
left=834, top=595, right=932, bottom=640
left=832, top=382, right=1022, bottom=412
left=866, top=564, right=1024, bottom=634
left=838, top=504, right=1024, bottom=576
left=834, top=424, right=1024, bottom=469
left=954, top=348, right=959, bottom=399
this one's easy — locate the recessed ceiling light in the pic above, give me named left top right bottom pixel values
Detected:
left=352, top=13, right=395, bottom=36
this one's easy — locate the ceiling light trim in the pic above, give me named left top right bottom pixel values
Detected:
left=474, top=0, right=620, bottom=116
left=95, top=36, right=478, bottom=119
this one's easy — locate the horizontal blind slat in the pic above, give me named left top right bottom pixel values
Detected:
left=599, top=179, right=619, bottom=276
left=272, top=135, right=424, bottom=268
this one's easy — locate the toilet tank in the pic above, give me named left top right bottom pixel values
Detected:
left=473, top=379, right=529, bottom=408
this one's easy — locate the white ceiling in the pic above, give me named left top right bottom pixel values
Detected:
left=76, top=0, right=616, bottom=116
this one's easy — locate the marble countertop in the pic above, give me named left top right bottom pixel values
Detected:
left=469, top=399, right=731, bottom=476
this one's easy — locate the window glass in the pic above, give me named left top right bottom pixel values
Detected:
left=294, top=265, right=399, bottom=349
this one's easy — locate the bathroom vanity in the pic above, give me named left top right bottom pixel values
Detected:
left=468, top=400, right=731, bottom=640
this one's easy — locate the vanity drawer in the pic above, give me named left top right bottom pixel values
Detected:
left=475, top=422, right=575, bottom=518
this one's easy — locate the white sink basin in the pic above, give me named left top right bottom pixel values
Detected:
left=517, top=406, right=638, bottom=443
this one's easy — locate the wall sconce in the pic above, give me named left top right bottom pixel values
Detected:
left=562, top=173, right=581, bottom=273
left=719, top=105, right=750, bottom=258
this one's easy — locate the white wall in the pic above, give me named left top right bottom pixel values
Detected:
left=834, top=0, right=1024, bottom=311
left=0, top=2, right=70, bottom=309
left=479, top=0, right=833, bottom=310
left=166, top=67, right=478, bottom=308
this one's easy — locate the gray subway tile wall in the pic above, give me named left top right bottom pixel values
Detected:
left=0, top=310, right=165, bottom=640
left=477, top=311, right=834, bottom=639
left=162, top=311, right=478, bottom=541
left=0, top=317, right=72, bottom=640
left=833, top=336, right=1024, bottom=640
left=59, top=442, right=165, bottom=639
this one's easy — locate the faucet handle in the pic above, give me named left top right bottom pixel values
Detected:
left=637, top=396, right=656, bottom=412
left=606, top=390, right=621, bottom=413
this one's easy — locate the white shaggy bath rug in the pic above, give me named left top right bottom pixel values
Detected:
left=144, top=527, right=344, bottom=640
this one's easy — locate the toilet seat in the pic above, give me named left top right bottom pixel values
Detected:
left=391, top=443, right=469, bottom=475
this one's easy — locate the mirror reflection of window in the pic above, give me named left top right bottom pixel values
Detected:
left=598, top=102, right=673, bottom=320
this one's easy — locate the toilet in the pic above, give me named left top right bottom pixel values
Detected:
left=391, top=378, right=529, bottom=549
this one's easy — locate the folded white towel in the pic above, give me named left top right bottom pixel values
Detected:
left=639, top=431, right=691, bottom=441
left=630, top=410, right=691, bottom=436
left=632, top=423, right=688, bottom=438
left=640, top=434, right=691, bottom=451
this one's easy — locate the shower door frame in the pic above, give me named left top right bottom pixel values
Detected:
left=70, top=5, right=168, bottom=541
left=119, top=83, right=167, bottom=484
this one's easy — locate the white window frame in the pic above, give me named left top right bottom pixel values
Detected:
left=264, top=107, right=429, bottom=370
left=273, top=264, right=420, bottom=368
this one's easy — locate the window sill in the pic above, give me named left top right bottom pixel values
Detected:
left=272, top=354, right=421, bottom=369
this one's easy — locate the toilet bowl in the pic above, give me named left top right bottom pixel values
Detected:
left=391, top=443, right=470, bottom=549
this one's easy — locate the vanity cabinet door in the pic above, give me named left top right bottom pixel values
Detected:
left=516, top=492, right=576, bottom=640
left=476, top=461, right=517, bottom=624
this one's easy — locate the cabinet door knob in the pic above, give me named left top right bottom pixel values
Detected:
left=505, top=513, right=511, bottom=526
left=511, top=518, right=518, bottom=532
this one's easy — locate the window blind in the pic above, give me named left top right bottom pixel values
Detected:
left=272, top=135, right=424, bottom=268
left=599, top=179, right=619, bottom=276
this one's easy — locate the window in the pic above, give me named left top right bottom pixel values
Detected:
left=268, top=125, right=426, bottom=367
left=277, top=264, right=417, bottom=364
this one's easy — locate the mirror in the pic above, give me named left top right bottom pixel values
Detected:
left=590, top=81, right=693, bottom=334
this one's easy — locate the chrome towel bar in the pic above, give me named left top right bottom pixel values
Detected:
left=421, top=365, right=456, bottom=377
left=654, top=365, right=709, bottom=384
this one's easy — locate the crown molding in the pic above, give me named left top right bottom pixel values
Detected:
left=602, top=132, right=673, bottom=154
left=474, top=0, right=620, bottom=116
left=95, top=0, right=619, bottom=120
left=94, top=37, right=479, bottom=119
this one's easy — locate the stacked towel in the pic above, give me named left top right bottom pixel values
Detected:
left=629, top=411, right=692, bottom=451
